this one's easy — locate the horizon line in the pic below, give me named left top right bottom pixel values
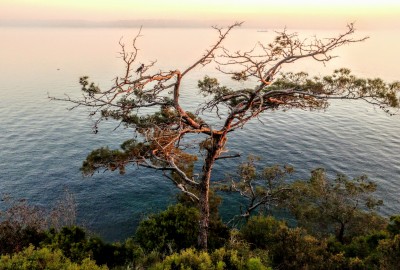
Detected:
left=0, top=19, right=393, bottom=30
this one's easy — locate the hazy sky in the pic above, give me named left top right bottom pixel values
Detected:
left=1, top=0, right=399, bottom=29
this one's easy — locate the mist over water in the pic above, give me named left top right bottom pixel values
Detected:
left=1, top=27, right=399, bottom=241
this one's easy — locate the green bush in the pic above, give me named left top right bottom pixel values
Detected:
left=343, top=231, right=387, bottom=267
left=285, top=170, right=385, bottom=243
left=387, top=215, right=400, bottom=235
left=269, top=227, right=326, bottom=269
left=377, top=234, right=400, bottom=269
left=45, top=226, right=87, bottom=262
left=44, top=226, right=140, bottom=268
left=135, top=204, right=200, bottom=253
left=241, top=215, right=330, bottom=269
left=0, top=245, right=107, bottom=270
left=240, top=215, right=284, bottom=250
left=149, top=248, right=271, bottom=270
left=246, top=258, right=268, bottom=270
left=151, top=248, right=213, bottom=270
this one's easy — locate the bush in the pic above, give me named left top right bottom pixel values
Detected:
left=387, top=215, right=400, bottom=235
left=0, top=221, right=46, bottom=255
left=149, top=248, right=271, bottom=270
left=150, top=248, right=213, bottom=270
left=0, top=245, right=107, bottom=270
left=241, top=215, right=330, bottom=269
left=343, top=231, right=387, bottom=267
left=44, top=226, right=140, bottom=268
left=269, top=227, right=326, bottom=269
left=45, top=226, right=87, bottom=262
left=135, top=204, right=200, bottom=253
left=378, top=234, right=400, bottom=269
left=240, top=215, right=284, bottom=250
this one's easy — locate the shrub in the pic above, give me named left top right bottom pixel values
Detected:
left=0, top=245, right=107, bottom=270
left=241, top=215, right=331, bottom=269
left=246, top=258, right=268, bottom=270
left=0, top=221, right=46, bottom=255
left=387, top=215, right=400, bottom=235
left=44, top=226, right=140, bottom=268
left=135, top=204, right=200, bottom=253
left=0, top=191, right=76, bottom=255
left=45, top=226, right=87, bottom=262
left=150, top=248, right=213, bottom=270
left=240, top=215, right=284, bottom=250
left=377, top=234, right=400, bottom=269
left=149, top=248, right=271, bottom=270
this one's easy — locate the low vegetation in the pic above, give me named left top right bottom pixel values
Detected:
left=1, top=166, right=400, bottom=269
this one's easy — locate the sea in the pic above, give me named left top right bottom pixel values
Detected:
left=0, top=26, right=399, bottom=241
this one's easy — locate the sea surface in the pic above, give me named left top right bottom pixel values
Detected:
left=1, top=26, right=399, bottom=241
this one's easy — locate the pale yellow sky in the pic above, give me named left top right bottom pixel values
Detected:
left=1, top=0, right=399, bottom=29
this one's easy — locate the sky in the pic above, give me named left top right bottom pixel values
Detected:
left=1, top=0, right=399, bottom=29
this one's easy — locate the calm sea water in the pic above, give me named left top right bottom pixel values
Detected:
left=0, top=27, right=399, bottom=241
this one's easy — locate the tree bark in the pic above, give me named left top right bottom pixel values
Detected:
left=337, top=222, right=345, bottom=244
left=198, top=135, right=224, bottom=250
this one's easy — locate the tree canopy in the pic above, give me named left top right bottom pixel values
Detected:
left=285, top=168, right=385, bottom=243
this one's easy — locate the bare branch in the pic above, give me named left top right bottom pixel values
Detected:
left=182, top=22, right=243, bottom=77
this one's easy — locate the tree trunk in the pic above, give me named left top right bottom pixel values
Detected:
left=337, top=222, right=345, bottom=244
left=198, top=168, right=211, bottom=250
left=198, top=136, right=223, bottom=250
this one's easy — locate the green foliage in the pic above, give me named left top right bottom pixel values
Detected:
left=342, top=232, right=387, bottom=267
left=150, top=248, right=212, bottom=270
left=0, top=245, right=107, bottom=270
left=269, top=68, right=400, bottom=112
left=79, top=76, right=101, bottom=96
left=46, top=226, right=87, bottom=262
left=44, top=226, right=140, bottom=268
left=198, top=76, right=251, bottom=108
left=240, top=215, right=285, bottom=250
left=231, top=71, right=248, bottom=82
left=240, top=215, right=328, bottom=269
left=0, top=221, right=46, bottom=255
left=198, top=76, right=232, bottom=97
left=177, top=191, right=230, bottom=250
left=81, top=140, right=151, bottom=176
left=285, top=168, right=386, bottom=243
left=270, top=228, right=327, bottom=269
left=387, top=215, right=400, bottom=235
left=377, top=234, right=400, bottom=269
left=135, top=204, right=200, bottom=253
left=208, top=219, right=230, bottom=251
left=219, top=157, right=293, bottom=221
left=1, top=198, right=400, bottom=270
left=150, top=248, right=271, bottom=270
left=325, top=223, right=400, bottom=269
left=246, top=258, right=268, bottom=270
